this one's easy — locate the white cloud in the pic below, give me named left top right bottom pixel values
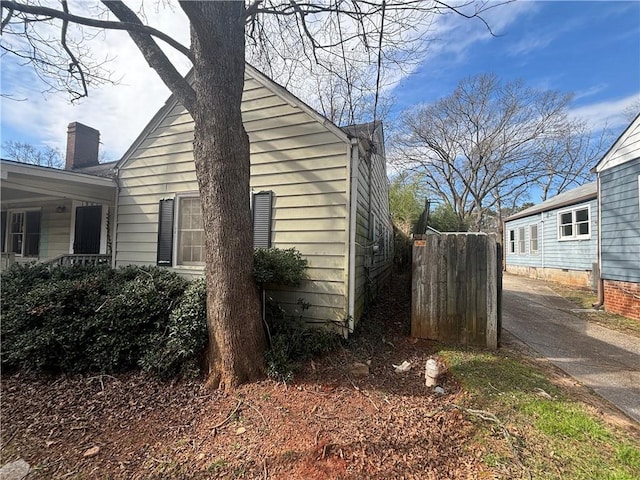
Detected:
left=1, top=1, right=190, bottom=160
left=569, top=93, right=640, bottom=132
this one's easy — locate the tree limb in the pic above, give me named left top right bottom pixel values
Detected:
left=1, top=0, right=192, bottom=60
left=100, top=1, right=196, bottom=113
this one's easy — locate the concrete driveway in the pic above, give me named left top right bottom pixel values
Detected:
left=502, top=273, right=640, bottom=424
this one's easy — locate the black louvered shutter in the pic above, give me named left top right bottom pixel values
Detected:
left=24, top=210, right=41, bottom=256
left=157, top=199, right=174, bottom=265
left=1, top=211, right=6, bottom=253
left=253, top=191, right=273, bottom=248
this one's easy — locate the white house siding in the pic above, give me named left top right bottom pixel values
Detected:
left=504, top=198, right=598, bottom=286
left=353, top=128, right=393, bottom=323
left=116, top=70, right=351, bottom=324
left=600, top=158, right=640, bottom=283
left=601, top=120, right=640, bottom=171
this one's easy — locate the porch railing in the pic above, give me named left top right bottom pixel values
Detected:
left=45, top=254, right=112, bottom=267
left=0, top=252, right=15, bottom=271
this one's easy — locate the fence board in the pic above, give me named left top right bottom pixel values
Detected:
left=411, top=233, right=500, bottom=348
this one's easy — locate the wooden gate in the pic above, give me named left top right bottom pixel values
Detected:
left=411, top=233, right=501, bottom=348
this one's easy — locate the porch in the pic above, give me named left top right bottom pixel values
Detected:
left=1, top=160, right=117, bottom=270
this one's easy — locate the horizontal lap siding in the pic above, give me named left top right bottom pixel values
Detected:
left=600, top=159, right=640, bottom=283
left=116, top=71, right=350, bottom=323
left=504, top=215, right=543, bottom=268
left=353, top=128, right=393, bottom=324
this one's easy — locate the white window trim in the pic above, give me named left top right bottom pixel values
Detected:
left=529, top=224, right=539, bottom=255
left=557, top=205, right=591, bottom=241
left=5, top=207, right=41, bottom=257
left=173, top=192, right=205, bottom=269
left=518, top=227, right=526, bottom=255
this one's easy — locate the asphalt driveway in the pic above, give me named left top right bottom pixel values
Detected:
left=502, top=273, right=640, bottom=424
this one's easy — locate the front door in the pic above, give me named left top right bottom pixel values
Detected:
left=74, top=205, right=102, bottom=254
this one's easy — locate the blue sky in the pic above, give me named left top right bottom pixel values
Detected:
left=1, top=1, right=639, bottom=161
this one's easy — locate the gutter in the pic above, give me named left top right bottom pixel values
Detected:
left=111, top=169, right=120, bottom=268
left=347, top=139, right=359, bottom=335
left=593, top=174, right=605, bottom=308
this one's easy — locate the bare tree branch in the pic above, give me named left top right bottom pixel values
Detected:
left=101, top=1, right=196, bottom=113
left=1, top=0, right=192, bottom=59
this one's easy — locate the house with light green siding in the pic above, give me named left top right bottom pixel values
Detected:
left=113, top=65, right=392, bottom=333
left=1, top=123, right=117, bottom=269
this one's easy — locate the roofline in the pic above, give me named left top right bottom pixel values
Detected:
left=592, top=112, right=640, bottom=173
left=1, top=159, right=116, bottom=187
left=117, top=63, right=352, bottom=170
left=505, top=191, right=597, bottom=222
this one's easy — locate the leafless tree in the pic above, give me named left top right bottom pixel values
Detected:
left=1, top=0, right=501, bottom=389
left=535, top=122, right=610, bottom=201
left=2, top=140, right=64, bottom=168
left=393, top=73, right=603, bottom=231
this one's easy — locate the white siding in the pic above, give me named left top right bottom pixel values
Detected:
left=116, top=70, right=351, bottom=323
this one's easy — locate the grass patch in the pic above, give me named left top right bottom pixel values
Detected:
left=548, top=283, right=640, bottom=338
left=440, top=347, right=640, bottom=480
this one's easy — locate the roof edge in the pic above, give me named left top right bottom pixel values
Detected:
left=506, top=191, right=597, bottom=222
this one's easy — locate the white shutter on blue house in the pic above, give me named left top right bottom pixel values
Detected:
left=252, top=191, right=273, bottom=249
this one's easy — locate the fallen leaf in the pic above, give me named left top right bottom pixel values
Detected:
left=83, top=446, right=100, bottom=458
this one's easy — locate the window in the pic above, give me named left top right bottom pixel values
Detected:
left=508, top=229, right=516, bottom=253
left=558, top=206, right=590, bottom=240
left=158, top=191, right=273, bottom=267
left=3, top=210, right=40, bottom=257
left=177, top=197, right=205, bottom=266
left=529, top=224, right=539, bottom=254
left=518, top=227, right=526, bottom=254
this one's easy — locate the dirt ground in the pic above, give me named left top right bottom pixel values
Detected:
left=1, top=272, right=495, bottom=479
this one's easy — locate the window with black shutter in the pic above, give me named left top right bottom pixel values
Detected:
left=252, top=191, right=273, bottom=249
left=157, top=199, right=174, bottom=266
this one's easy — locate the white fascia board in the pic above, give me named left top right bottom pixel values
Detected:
left=1, top=161, right=115, bottom=188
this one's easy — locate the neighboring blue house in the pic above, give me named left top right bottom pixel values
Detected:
left=593, top=114, right=640, bottom=321
left=504, top=182, right=598, bottom=287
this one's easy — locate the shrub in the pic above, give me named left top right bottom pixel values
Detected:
left=140, top=278, right=208, bottom=379
left=264, top=298, right=339, bottom=382
left=1, top=264, right=189, bottom=374
left=253, top=248, right=308, bottom=286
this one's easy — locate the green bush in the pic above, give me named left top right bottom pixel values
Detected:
left=253, top=248, right=308, bottom=286
left=1, top=264, right=189, bottom=374
left=264, top=298, right=339, bottom=382
left=140, top=278, right=208, bottom=379
left=1, top=247, right=317, bottom=379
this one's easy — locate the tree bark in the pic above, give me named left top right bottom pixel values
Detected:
left=182, top=1, right=266, bottom=390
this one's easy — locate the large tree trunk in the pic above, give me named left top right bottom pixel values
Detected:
left=183, top=1, right=266, bottom=390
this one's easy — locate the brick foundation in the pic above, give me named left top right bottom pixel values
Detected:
left=603, top=280, right=640, bottom=321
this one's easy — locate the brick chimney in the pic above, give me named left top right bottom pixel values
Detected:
left=65, top=122, right=100, bottom=170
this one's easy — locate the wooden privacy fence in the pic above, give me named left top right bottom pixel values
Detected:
left=412, top=233, right=501, bottom=349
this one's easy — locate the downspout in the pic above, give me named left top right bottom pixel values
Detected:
left=111, top=170, right=120, bottom=268
left=593, top=175, right=605, bottom=308
left=540, top=213, right=544, bottom=270
left=347, top=139, right=359, bottom=335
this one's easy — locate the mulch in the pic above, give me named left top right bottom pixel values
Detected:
left=1, top=272, right=492, bottom=479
